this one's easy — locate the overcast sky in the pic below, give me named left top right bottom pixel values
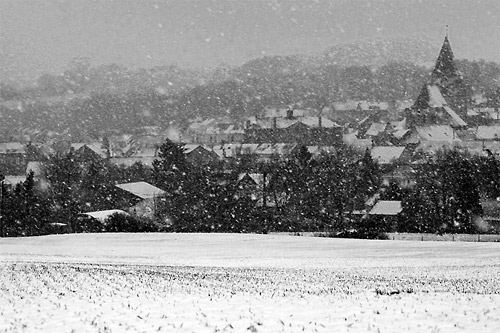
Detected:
left=1, top=0, right=499, bottom=84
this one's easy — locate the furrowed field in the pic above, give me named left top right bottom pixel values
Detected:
left=1, top=234, right=500, bottom=332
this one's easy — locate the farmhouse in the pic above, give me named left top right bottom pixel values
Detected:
left=115, top=181, right=165, bottom=218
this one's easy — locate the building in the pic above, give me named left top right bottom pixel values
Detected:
left=244, top=108, right=343, bottom=145
left=407, top=35, right=468, bottom=129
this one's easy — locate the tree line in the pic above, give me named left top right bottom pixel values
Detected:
left=1, top=139, right=499, bottom=237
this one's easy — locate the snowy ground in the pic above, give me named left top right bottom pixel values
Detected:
left=1, top=233, right=500, bottom=332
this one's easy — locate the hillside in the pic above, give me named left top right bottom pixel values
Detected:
left=1, top=38, right=499, bottom=138
left=319, top=36, right=437, bottom=68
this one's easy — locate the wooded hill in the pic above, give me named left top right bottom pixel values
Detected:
left=1, top=38, right=499, bottom=140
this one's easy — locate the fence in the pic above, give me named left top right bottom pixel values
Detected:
left=386, top=233, right=500, bottom=242
left=271, top=232, right=500, bottom=242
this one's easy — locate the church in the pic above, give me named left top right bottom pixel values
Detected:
left=406, top=33, right=469, bottom=129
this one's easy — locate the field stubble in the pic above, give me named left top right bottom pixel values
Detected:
left=1, top=234, right=500, bottom=332
left=1, top=263, right=500, bottom=332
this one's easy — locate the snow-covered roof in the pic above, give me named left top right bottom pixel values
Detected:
left=183, top=144, right=202, bottom=154
left=299, top=117, right=341, bottom=128
left=392, top=129, right=410, bottom=139
left=71, top=143, right=108, bottom=159
left=254, top=143, right=297, bottom=156
left=343, top=133, right=373, bottom=149
left=82, top=209, right=129, bottom=223
left=416, top=125, right=460, bottom=142
left=369, top=201, right=402, bottom=215
left=443, top=106, right=467, bottom=127
left=3, top=175, right=26, bottom=186
left=115, top=182, right=165, bottom=199
left=395, top=100, right=414, bottom=110
left=26, top=161, right=43, bottom=176
left=371, top=146, right=406, bottom=164
left=427, top=85, right=447, bottom=107
left=238, top=173, right=267, bottom=186
left=0, top=142, right=25, bottom=154
left=476, top=126, right=500, bottom=140
left=365, top=123, right=387, bottom=136
left=263, top=107, right=306, bottom=118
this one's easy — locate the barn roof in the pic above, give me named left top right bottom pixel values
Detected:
left=369, top=201, right=402, bottom=215
left=115, top=181, right=165, bottom=199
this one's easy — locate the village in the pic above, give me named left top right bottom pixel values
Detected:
left=1, top=35, right=500, bottom=235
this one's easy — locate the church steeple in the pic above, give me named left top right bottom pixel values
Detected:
left=431, top=34, right=459, bottom=84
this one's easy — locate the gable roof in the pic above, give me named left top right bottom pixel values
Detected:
left=82, top=209, right=129, bottom=223
left=415, top=125, right=460, bottom=142
left=369, top=201, right=402, bottom=215
left=183, top=144, right=202, bottom=154
left=115, top=181, right=165, bottom=199
left=71, top=143, right=108, bottom=159
left=412, top=85, right=466, bottom=127
left=371, top=146, right=406, bottom=164
left=365, top=123, right=387, bottom=137
left=476, top=126, right=500, bottom=140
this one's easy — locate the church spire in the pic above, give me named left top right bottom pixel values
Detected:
left=431, top=31, right=459, bottom=84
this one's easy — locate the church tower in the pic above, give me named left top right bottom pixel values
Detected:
left=407, top=30, right=468, bottom=128
left=431, top=35, right=459, bottom=85
left=431, top=31, right=468, bottom=116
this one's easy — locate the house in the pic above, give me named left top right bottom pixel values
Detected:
left=307, top=146, right=337, bottom=158
left=370, top=146, right=406, bottom=165
left=253, top=143, right=298, bottom=161
left=115, top=181, right=165, bottom=218
left=404, top=125, right=460, bottom=145
left=0, top=142, right=26, bottom=174
left=81, top=209, right=129, bottom=224
left=115, top=181, right=165, bottom=200
left=476, top=126, right=500, bottom=141
left=408, top=84, right=467, bottom=128
left=185, top=118, right=245, bottom=144
left=236, top=173, right=273, bottom=205
left=343, top=131, right=373, bottom=150
left=2, top=175, right=26, bottom=190
left=244, top=109, right=343, bottom=145
left=479, top=199, right=500, bottom=233
left=71, top=143, right=108, bottom=162
left=364, top=123, right=387, bottom=137
left=364, top=200, right=403, bottom=232
left=184, top=144, right=219, bottom=165
left=369, top=200, right=402, bottom=216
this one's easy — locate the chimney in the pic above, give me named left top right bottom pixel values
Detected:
left=286, top=108, right=293, bottom=119
left=318, top=116, right=322, bottom=128
left=273, top=117, right=277, bottom=129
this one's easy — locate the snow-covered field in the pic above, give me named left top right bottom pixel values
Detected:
left=1, top=233, right=500, bottom=332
